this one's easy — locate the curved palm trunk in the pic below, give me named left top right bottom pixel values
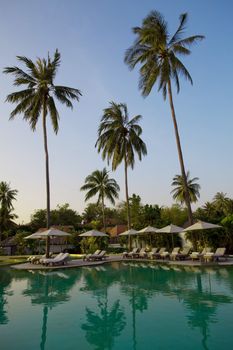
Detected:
left=124, top=157, right=132, bottom=249
left=42, top=103, right=51, bottom=258
left=101, top=195, right=106, bottom=233
left=167, top=79, right=193, bottom=225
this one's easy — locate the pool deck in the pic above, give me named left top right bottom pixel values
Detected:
left=11, top=255, right=233, bottom=270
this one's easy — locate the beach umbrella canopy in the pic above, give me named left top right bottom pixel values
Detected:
left=156, top=224, right=183, bottom=248
left=156, top=224, right=184, bottom=233
left=119, top=229, right=138, bottom=236
left=36, top=228, right=71, bottom=237
left=25, top=233, right=45, bottom=240
left=182, top=220, right=222, bottom=231
left=79, top=230, right=109, bottom=237
left=25, top=229, right=71, bottom=239
left=138, top=226, right=158, bottom=234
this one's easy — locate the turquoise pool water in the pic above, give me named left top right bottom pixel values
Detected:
left=0, top=262, right=233, bottom=350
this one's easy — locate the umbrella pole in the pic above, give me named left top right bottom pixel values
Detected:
left=46, top=237, right=50, bottom=258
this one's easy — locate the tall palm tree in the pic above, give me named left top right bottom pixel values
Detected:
left=171, top=171, right=200, bottom=205
left=96, top=102, right=147, bottom=230
left=213, top=192, right=230, bottom=215
left=4, top=50, right=82, bottom=257
left=0, top=182, right=18, bottom=240
left=124, top=11, right=204, bottom=225
left=80, top=168, right=120, bottom=232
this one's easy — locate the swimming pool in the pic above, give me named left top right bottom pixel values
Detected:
left=0, top=262, right=233, bottom=349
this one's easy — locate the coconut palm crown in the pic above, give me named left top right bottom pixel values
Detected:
left=171, top=171, right=200, bottom=204
left=124, top=11, right=204, bottom=225
left=80, top=168, right=120, bottom=232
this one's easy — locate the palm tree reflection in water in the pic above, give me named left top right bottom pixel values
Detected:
left=22, top=270, right=80, bottom=350
left=81, top=266, right=126, bottom=350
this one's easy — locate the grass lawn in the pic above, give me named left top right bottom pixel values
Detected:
left=0, top=254, right=84, bottom=267
left=0, top=255, right=30, bottom=267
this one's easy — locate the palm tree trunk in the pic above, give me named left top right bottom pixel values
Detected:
left=124, top=157, right=131, bottom=249
left=42, top=101, right=51, bottom=258
left=101, top=194, right=106, bottom=233
left=167, top=79, right=193, bottom=225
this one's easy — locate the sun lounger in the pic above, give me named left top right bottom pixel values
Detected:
left=151, top=247, right=166, bottom=259
left=83, top=250, right=101, bottom=261
left=123, top=248, right=139, bottom=259
left=174, top=247, right=191, bottom=260
left=87, top=250, right=107, bottom=261
left=40, top=253, right=69, bottom=266
left=166, top=247, right=180, bottom=260
left=28, top=253, right=53, bottom=264
left=130, top=248, right=146, bottom=258
left=148, top=248, right=158, bottom=259
left=190, top=247, right=211, bottom=260
left=139, top=248, right=148, bottom=258
left=203, top=247, right=227, bottom=262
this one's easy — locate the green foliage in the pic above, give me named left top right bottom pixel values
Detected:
left=4, top=50, right=82, bottom=133
left=171, top=171, right=200, bottom=205
left=81, top=168, right=120, bottom=231
left=81, top=168, right=120, bottom=205
left=96, top=102, right=147, bottom=170
left=80, top=237, right=108, bottom=254
left=125, top=11, right=204, bottom=99
left=30, top=203, right=81, bottom=230
left=160, top=205, right=188, bottom=227
left=0, top=182, right=18, bottom=238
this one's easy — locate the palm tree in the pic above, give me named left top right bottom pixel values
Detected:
left=213, top=192, right=230, bottom=215
left=0, top=182, right=18, bottom=240
left=4, top=50, right=82, bottom=257
left=171, top=171, right=200, bottom=205
left=95, top=102, right=147, bottom=230
left=80, top=168, right=120, bottom=232
left=124, top=11, right=204, bottom=224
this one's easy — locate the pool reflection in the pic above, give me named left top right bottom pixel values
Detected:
left=0, top=263, right=233, bottom=350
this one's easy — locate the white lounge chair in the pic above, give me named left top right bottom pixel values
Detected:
left=83, top=250, right=101, bottom=261
left=40, top=253, right=69, bottom=266
left=123, top=248, right=139, bottom=259
left=87, top=250, right=107, bottom=261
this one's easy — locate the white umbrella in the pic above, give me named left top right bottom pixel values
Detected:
left=79, top=229, right=108, bottom=237
left=119, top=229, right=138, bottom=250
left=138, top=226, right=158, bottom=234
left=182, top=220, right=222, bottom=231
left=138, top=226, right=158, bottom=247
left=182, top=220, right=222, bottom=249
left=25, top=228, right=71, bottom=254
left=156, top=224, right=184, bottom=247
left=119, top=229, right=138, bottom=236
left=37, top=228, right=71, bottom=237
left=156, top=224, right=184, bottom=233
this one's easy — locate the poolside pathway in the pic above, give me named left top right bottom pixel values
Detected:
left=11, top=255, right=233, bottom=270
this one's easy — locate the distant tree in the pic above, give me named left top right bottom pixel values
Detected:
left=96, top=102, right=147, bottom=230
left=213, top=192, right=231, bottom=216
left=82, top=203, right=103, bottom=225
left=0, top=182, right=18, bottom=240
left=141, top=204, right=162, bottom=227
left=160, top=204, right=188, bottom=227
left=171, top=171, right=200, bottom=205
left=30, top=204, right=81, bottom=231
left=4, top=50, right=82, bottom=256
left=80, top=168, right=120, bottom=232
left=125, top=10, right=204, bottom=224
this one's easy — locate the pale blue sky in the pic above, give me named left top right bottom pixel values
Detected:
left=1, top=0, right=233, bottom=223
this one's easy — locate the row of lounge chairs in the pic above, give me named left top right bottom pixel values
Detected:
left=83, top=250, right=108, bottom=261
left=123, top=247, right=227, bottom=262
left=28, top=253, right=70, bottom=266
